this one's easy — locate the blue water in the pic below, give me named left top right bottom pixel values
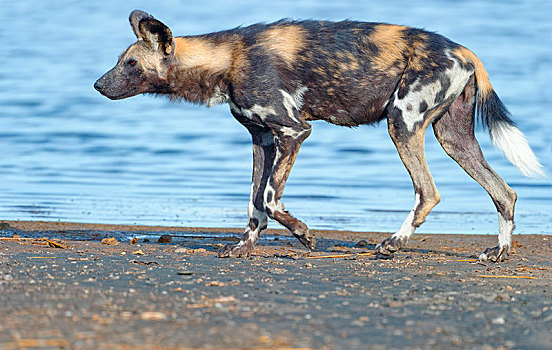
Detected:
left=1, top=1, right=550, bottom=234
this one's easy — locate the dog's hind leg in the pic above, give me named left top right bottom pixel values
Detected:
left=219, top=123, right=274, bottom=258
left=433, top=78, right=517, bottom=262
left=376, top=114, right=441, bottom=256
left=376, top=50, right=477, bottom=256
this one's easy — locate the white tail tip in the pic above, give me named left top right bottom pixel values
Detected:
left=490, top=121, right=545, bottom=178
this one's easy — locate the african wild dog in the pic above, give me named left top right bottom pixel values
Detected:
left=95, top=10, right=544, bottom=262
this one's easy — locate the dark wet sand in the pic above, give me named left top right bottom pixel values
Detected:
left=1, top=220, right=551, bottom=349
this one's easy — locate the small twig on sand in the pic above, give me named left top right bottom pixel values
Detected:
left=456, top=259, right=478, bottom=262
left=306, top=252, right=375, bottom=259
left=28, top=256, right=57, bottom=259
left=478, top=275, right=536, bottom=280
left=41, top=238, right=66, bottom=249
left=3, top=339, right=70, bottom=348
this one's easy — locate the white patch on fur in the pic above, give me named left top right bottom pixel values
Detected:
left=490, top=121, right=544, bottom=178
left=234, top=104, right=276, bottom=120
left=394, top=53, right=472, bottom=132
left=263, top=184, right=284, bottom=213
left=280, top=86, right=308, bottom=122
left=280, top=90, right=300, bottom=122
left=293, top=86, right=308, bottom=109
left=394, top=78, right=441, bottom=131
left=206, top=86, right=229, bottom=107
left=392, top=193, right=421, bottom=240
left=280, top=126, right=306, bottom=139
left=498, top=213, right=514, bottom=248
left=248, top=203, right=267, bottom=232
left=249, top=105, right=276, bottom=120
left=443, top=50, right=473, bottom=101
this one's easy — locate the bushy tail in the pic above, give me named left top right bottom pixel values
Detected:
left=455, top=46, right=544, bottom=178
left=481, top=91, right=544, bottom=177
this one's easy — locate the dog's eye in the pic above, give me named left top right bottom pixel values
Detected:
left=128, top=59, right=137, bottom=67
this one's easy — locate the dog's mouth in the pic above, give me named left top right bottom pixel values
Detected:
left=99, top=88, right=139, bottom=101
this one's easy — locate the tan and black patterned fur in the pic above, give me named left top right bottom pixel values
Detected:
left=95, top=11, right=543, bottom=261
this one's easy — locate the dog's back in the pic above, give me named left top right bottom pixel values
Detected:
left=206, top=20, right=460, bottom=127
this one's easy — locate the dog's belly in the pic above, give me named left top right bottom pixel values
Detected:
left=301, top=74, right=399, bottom=126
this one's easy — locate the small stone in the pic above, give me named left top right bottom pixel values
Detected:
left=491, top=316, right=505, bottom=325
left=206, top=281, right=226, bottom=287
left=386, top=301, right=404, bottom=308
left=132, top=250, right=144, bottom=255
left=101, top=237, right=119, bottom=246
left=157, top=235, right=172, bottom=243
left=140, top=311, right=166, bottom=320
left=3, top=274, right=13, bottom=281
left=129, top=237, right=138, bottom=245
left=355, top=240, right=368, bottom=247
left=496, top=293, right=511, bottom=302
left=450, top=336, right=462, bottom=346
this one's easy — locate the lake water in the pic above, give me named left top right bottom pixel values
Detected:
left=1, top=1, right=550, bottom=235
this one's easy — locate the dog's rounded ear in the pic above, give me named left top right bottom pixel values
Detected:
left=138, top=18, right=174, bottom=56
left=129, top=10, right=154, bottom=38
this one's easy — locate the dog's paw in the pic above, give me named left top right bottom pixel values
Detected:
left=376, top=236, right=406, bottom=256
left=478, top=245, right=510, bottom=263
left=292, top=229, right=316, bottom=250
left=218, top=241, right=255, bottom=258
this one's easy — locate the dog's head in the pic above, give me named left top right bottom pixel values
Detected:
left=94, top=10, right=174, bottom=100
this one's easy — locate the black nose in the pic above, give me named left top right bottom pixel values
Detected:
left=94, top=80, right=103, bottom=91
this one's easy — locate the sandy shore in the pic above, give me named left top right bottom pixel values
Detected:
left=1, top=220, right=551, bottom=349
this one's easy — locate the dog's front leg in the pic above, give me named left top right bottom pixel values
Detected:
left=263, top=120, right=314, bottom=250
left=219, top=125, right=275, bottom=258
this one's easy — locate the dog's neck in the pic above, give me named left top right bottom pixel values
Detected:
left=164, top=36, right=246, bottom=105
